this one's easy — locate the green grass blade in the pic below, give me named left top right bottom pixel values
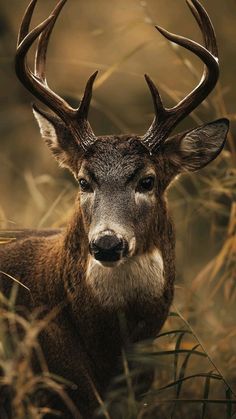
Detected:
left=173, top=332, right=185, bottom=381
left=176, top=344, right=200, bottom=399
left=201, top=373, right=211, bottom=419
left=226, top=387, right=233, bottom=419
left=156, top=329, right=192, bottom=339
left=170, top=343, right=200, bottom=419
left=142, top=372, right=222, bottom=397
left=144, top=349, right=207, bottom=357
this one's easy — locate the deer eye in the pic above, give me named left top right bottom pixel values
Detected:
left=137, top=176, right=155, bottom=193
left=79, top=178, right=93, bottom=192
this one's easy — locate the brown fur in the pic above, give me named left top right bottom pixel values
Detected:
left=0, top=116, right=229, bottom=417
left=0, top=136, right=178, bottom=418
left=2, top=0, right=229, bottom=415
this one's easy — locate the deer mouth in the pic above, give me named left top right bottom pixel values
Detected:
left=96, top=260, right=123, bottom=268
left=93, top=250, right=122, bottom=264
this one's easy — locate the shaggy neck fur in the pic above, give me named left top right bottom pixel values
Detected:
left=85, top=249, right=165, bottom=308
left=61, top=208, right=173, bottom=351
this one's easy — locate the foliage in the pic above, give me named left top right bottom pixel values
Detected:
left=0, top=0, right=235, bottom=417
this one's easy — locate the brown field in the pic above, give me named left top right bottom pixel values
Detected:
left=0, top=0, right=235, bottom=417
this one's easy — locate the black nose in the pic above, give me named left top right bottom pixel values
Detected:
left=90, top=234, right=128, bottom=262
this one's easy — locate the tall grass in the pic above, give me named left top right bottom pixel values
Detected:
left=0, top=285, right=80, bottom=419
left=101, top=310, right=236, bottom=419
left=0, top=0, right=236, bottom=417
left=0, top=285, right=235, bottom=418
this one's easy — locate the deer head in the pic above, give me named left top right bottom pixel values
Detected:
left=15, top=0, right=229, bottom=267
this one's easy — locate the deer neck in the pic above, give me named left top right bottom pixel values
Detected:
left=61, top=205, right=174, bottom=336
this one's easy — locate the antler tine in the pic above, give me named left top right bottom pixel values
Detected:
left=144, top=74, right=166, bottom=118
left=17, top=0, right=37, bottom=47
left=16, top=0, right=98, bottom=149
left=35, top=0, right=67, bottom=82
left=16, top=0, right=75, bottom=123
left=186, top=0, right=218, bottom=57
left=76, top=71, right=98, bottom=120
left=186, top=0, right=208, bottom=51
left=141, top=0, right=219, bottom=152
left=16, top=15, right=56, bottom=86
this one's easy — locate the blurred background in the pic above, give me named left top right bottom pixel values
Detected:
left=0, top=0, right=235, bottom=415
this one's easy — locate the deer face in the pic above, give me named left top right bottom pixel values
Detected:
left=17, top=0, right=229, bottom=268
left=33, top=108, right=228, bottom=267
left=78, top=138, right=157, bottom=266
left=33, top=110, right=163, bottom=265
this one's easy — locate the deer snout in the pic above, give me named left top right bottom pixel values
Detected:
left=89, top=232, right=128, bottom=264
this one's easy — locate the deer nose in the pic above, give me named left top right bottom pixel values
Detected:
left=90, top=233, right=128, bottom=262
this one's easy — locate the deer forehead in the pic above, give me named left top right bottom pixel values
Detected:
left=78, top=137, right=157, bottom=182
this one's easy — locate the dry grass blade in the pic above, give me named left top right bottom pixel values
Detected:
left=0, top=271, right=30, bottom=293
left=87, top=375, right=112, bottom=419
left=1, top=1, right=236, bottom=417
left=215, top=84, right=236, bottom=163
left=121, top=348, right=138, bottom=418
left=0, top=290, right=81, bottom=419
left=156, top=81, right=203, bottom=125
left=37, top=187, right=69, bottom=228
left=173, top=308, right=236, bottom=399
left=89, top=98, right=131, bottom=133
left=94, top=41, right=150, bottom=90
left=0, top=238, right=16, bottom=244
left=24, top=170, right=46, bottom=211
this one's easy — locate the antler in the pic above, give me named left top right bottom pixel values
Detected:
left=15, top=0, right=97, bottom=151
left=141, top=0, right=219, bottom=152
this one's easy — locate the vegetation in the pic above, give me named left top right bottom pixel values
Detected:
left=0, top=0, right=235, bottom=417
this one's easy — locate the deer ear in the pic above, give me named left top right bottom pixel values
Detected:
left=165, top=118, right=229, bottom=172
left=32, top=104, right=81, bottom=174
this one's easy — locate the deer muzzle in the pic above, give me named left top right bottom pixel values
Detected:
left=89, top=231, right=128, bottom=264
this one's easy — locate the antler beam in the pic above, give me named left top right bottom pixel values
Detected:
left=141, top=0, right=219, bottom=152
left=15, top=0, right=97, bottom=150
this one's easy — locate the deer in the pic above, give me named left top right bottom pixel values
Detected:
left=0, top=0, right=229, bottom=417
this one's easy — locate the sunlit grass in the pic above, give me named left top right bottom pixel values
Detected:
left=0, top=0, right=236, bottom=417
left=0, top=285, right=80, bottom=419
left=97, top=310, right=235, bottom=418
